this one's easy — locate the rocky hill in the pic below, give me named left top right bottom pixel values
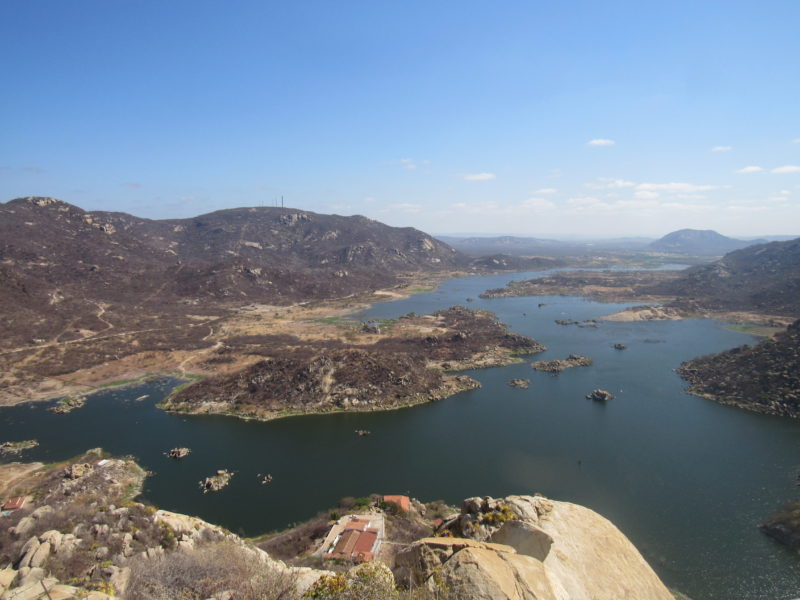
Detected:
left=0, top=197, right=464, bottom=348
left=656, top=237, right=800, bottom=315
left=648, top=228, right=760, bottom=256
left=0, top=197, right=489, bottom=402
left=677, top=319, right=800, bottom=417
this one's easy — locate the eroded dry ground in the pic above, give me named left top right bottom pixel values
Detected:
left=0, top=273, right=462, bottom=407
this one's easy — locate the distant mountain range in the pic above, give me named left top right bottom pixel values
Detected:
left=648, top=229, right=765, bottom=255
left=436, top=235, right=653, bottom=257
left=438, top=229, right=779, bottom=258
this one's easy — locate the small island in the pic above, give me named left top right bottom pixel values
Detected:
left=507, top=378, right=530, bottom=389
left=49, top=395, right=86, bottom=414
left=586, top=389, right=614, bottom=402
left=0, top=439, right=39, bottom=455
left=532, top=354, right=593, bottom=373
left=165, top=447, right=191, bottom=459
left=199, top=469, right=234, bottom=493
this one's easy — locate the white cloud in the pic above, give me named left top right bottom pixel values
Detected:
left=363, top=197, right=378, bottom=203
left=635, top=190, right=660, bottom=200
left=521, top=197, right=556, bottom=210
left=534, top=188, right=557, bottom=194
left=712, top=146, right=732, bottom=152
left=772, top=165, right=800, bottom=174
left=636, top=182, right=720, bottom=193
left=587, top=139, right=615, bottom=147
left=389, top=203, right=424, bottom=213
left=736, top=166, right=764, bottom=174
left=400, top=158, right=418, bottom=170
left=792, top=138, right=800, bottom=144
left=463, top=172, right=496, bottom=181
left=586, top=177, right=636, bottom=190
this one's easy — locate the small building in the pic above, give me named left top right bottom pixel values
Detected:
left=323, top=515, right=383, bottom=562
left=2, top=496, right=26, bottom=511
left=383, top=494, right=411, bottom=512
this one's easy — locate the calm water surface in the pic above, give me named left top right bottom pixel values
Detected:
left=2, top=270, right=799, bottom=600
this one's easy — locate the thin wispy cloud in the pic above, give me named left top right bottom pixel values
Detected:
left=388, top=202, right=424, bottom=213
left=711, top=146, right=732, bottom=152
left=636, top=182, right=720, bottom=193
left=587, top=139, right=615, bottom=147
left=399, top=158, right=418, bottom=170
left=463, top=172, right=496, bottom=181
left=122, top=182, right=142, bottom=189
left=534, top=188, right=557, bottom=194
left=772, top=165, right=800, bottom=174
left=586, top=178, right=636, bottom=190
left=736, top=166, right=764, bottom=174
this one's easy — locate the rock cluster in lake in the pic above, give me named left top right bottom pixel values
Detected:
left=507, top=378, right=530, bottom=389
left=586, top=389, right=614, bottom=402
left=531, top=354, right=593, bottom=373
left=199, top=470, right=234, bottom=493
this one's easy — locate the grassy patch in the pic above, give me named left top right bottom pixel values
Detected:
left=726, top=324, right=784, bottom=337
left=313, top=316, right=358, bottom=328
left=406, top=287, right=435, bottom=293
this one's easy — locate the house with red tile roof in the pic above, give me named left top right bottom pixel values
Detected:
left=1, top=496, right=26, bottom=511
left=382, top=494, right=411, bottom=512
left=322, top=515, right=383, bottom=562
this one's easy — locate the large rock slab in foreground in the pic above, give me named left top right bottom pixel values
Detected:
left=395, top=495, right=673, bottom=600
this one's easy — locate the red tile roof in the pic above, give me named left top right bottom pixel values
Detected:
left=331, top=529, right=360, bottom=558
left=345, top=517, right=371, bottom=531
left=1, top=496, right=26, bottom=511
left=383, top=495, right=411, bottom=512
left=353, top=530, right=378, bottom=555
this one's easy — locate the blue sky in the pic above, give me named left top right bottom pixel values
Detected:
left=1, top=1, right=799, bottom=236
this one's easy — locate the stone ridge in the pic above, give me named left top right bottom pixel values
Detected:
left=394, top=494, right=674, bottom=600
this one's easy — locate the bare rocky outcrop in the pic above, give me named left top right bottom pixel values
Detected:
left=0, top=452, right=328, bottom=599
left=395, top=495, right=673, bottom=600
left=531, top=354, right=592, bottom=373
left=586, top=389, right=614, bottom=402
left=164, top=447, right=191, bottom=459
left=198, top=470, right=233, bottom=493
left=507, top=379, right=530, bottom=389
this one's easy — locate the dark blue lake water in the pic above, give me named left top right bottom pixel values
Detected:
left=2, top=270, right=799, bottom=600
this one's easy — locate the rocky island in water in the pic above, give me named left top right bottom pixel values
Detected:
left=162, top=306, right=545, bottom=421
